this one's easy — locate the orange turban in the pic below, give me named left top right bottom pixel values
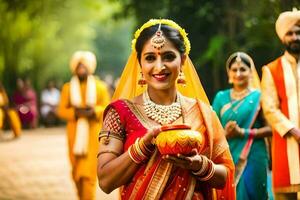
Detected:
left=276, top=8, right=300, bottom=41
left=69, top=51, right=97, bottom=74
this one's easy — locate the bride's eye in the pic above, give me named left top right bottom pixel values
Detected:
left=145, top=55, right=156, bottom=62
left=163, top=53, right=176, bottom=61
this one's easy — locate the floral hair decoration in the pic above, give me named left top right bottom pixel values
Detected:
left=131, top=19, right=191, bottom=55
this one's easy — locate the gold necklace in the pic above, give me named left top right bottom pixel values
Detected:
left=143, top=91, right=182, bottom=125
left=231, top=88, right=250, bottom=100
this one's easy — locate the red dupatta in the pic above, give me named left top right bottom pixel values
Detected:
left=266, top=58, right=300, bottom=190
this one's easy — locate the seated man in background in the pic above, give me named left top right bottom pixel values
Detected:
left=40, top=80, right=61, bottom=127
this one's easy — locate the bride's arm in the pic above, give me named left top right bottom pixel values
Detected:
left=97, top=107, right=159, bottom=193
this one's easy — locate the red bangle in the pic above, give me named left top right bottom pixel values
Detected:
left=249, top=129, right=257, bottom=138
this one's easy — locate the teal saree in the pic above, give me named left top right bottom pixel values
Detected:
left=213, top=89, right=269, bottom=200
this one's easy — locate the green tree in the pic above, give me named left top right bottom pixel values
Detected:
left=94, top=18, right=132, bottom=78
left=0, top=0, right=128, bottom=96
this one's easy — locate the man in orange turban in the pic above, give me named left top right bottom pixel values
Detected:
left=261, top=8, right=300, bottom=200
left=57, top=51, right=110, bottom=200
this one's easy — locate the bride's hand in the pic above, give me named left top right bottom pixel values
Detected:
left=142, top=126, right=161, bottom=147
left=162, top=149, right=203, bottom=172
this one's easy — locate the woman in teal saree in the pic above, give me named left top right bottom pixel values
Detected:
left=212, top=52, right=272, bottom=200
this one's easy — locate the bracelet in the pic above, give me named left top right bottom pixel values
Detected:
left=128, top=138, right=149, bottom=164
left=192, top=155, right=209, bottom=176
left=249, top=128, right=257, bottom=138
left=135, top=138, right=148, bottom=158
left=238, top=128, right=245, bottom=137
left=128, top=146, right=141, bottom=164
left=197, top=159, right=216, bottom=181
left=139, top=138, right=154, bottom=156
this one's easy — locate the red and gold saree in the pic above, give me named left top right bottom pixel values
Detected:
left=105, top=98, right=235, bottom=200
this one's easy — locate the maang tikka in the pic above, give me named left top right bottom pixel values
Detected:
left=228, top=52, right=242, bottom=84
left=151, top=23, right=166, bottom=49
left=235, top=53, right=242, bottom=65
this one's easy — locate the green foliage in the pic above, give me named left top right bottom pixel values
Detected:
left=0, top=0, right=130, bottom=96
left=197, top=35, right=227, bottom=65
left=94, top=18, right=133, bottom=78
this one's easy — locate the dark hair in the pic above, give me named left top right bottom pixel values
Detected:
left=227, top=54, right=251, bottom=69
left=135, top=24, right=185, bottom=61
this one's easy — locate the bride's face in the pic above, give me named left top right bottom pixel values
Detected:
left=140, top=38, right=183, bottom=91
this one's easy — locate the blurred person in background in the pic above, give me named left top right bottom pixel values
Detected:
left=212, top=52, right=272, bottom=200
left=40, top=80, right=61, bottom=127
left=261, top=8, right=300, bottom=200
left=57, top=50, right=110, bottom=200
left=12, top=78, right=39, bottom=129
left=0, top=82, right=21, bottom=138
left=103, top=73, right=115, bottom=98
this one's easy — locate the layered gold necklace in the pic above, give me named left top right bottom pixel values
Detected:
left=143, top=91, right=182, bottom=125
left=231, top=88, right=250, bottom=100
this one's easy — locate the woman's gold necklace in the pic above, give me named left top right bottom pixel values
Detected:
left=143, top=91, right=182, bottom=125
left=231, top=88, right=250, bottom=100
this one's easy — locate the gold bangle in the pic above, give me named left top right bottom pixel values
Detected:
left=192, top=155, right=208, bottom=176
left=139, top=138, right=154, bottom=156
left=128, top=146, right=140, bottom=164
left=198, top=160, right=216, bottom=181
left=135, top=138, right=148, bottom=158
left=128, top=139, right=149, bottom=164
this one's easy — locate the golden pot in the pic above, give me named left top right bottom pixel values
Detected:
left=155, top=124, right=204, bottom=155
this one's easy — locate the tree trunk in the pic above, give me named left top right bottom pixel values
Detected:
left=2, top=42, right=20, bottom=97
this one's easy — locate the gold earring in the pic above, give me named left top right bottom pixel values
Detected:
left=138, top=72, right=146, bottom=86
left=177, top=71, right=186, bottom=86
left=228, top=78, right=233, bottom=84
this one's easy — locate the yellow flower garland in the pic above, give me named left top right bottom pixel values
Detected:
left=131, top=19, right=191, bottom=55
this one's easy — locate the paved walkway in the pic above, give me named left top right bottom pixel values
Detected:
left=0, top=127, right=118, bottom=200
